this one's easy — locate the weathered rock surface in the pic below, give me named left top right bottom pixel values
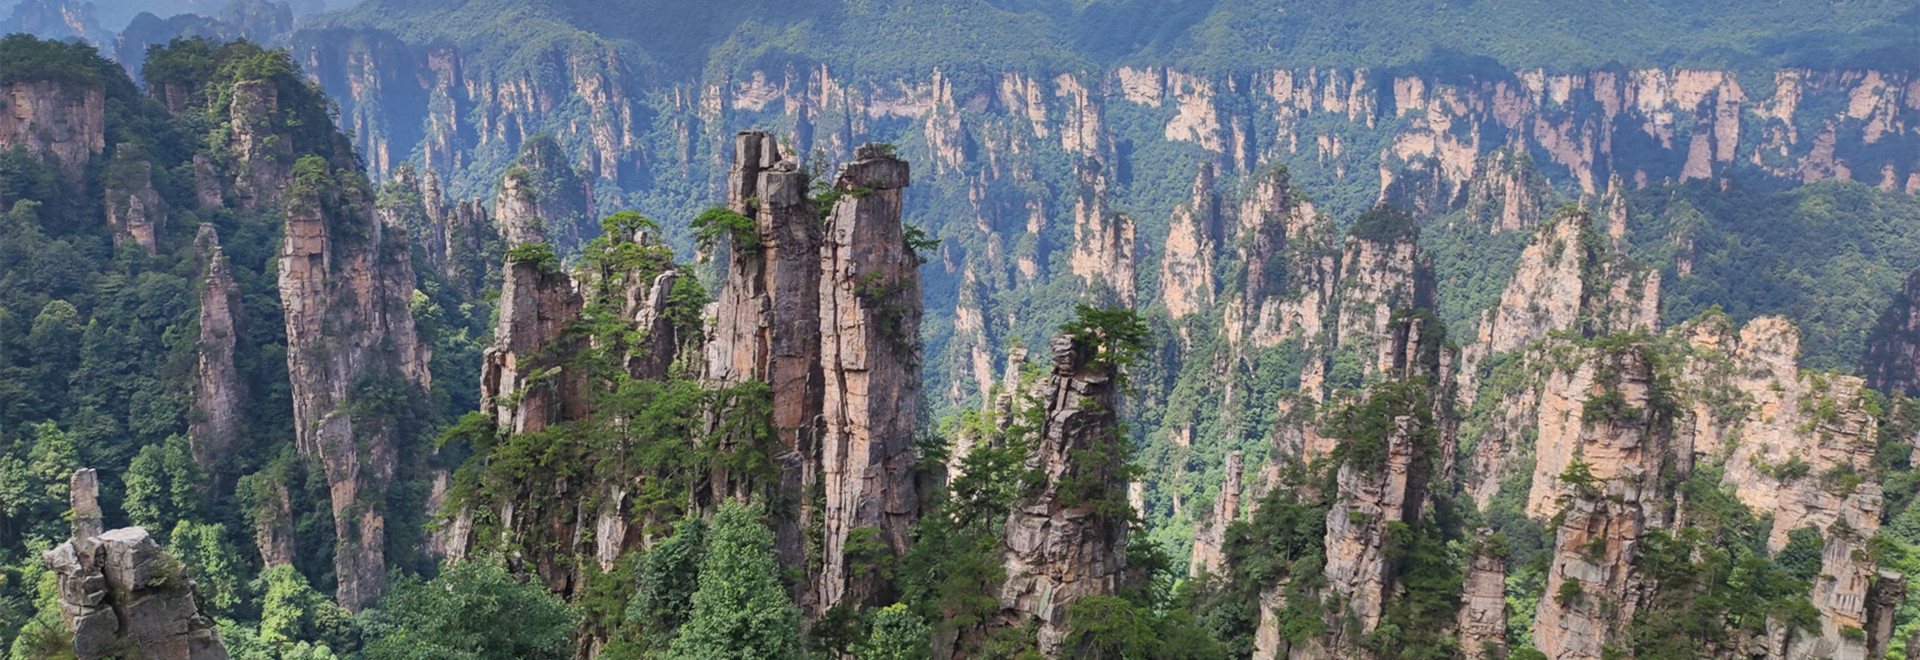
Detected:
left=0, top=78, right=103, bottom=188
left=819, top=142, right=923, bottom=609
left=480, top=248, right=585, bottom=436
left=1188, top=450, right=1241, bottom=577
left=1456, top=531, right=1507, bottom=659
left=44, top=472, right=229, bottom=660
left=277, top=149, right=430, bottom=611
left=1160, top=163, right=1219, bottom=319
left=189, top=226, right=245, bottom=467
left=104, top=151, right=167, bottom=253
left=999, top=335, right=1133, bottom=656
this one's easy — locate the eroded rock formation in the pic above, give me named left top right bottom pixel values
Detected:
left=818, top=142, right=922, bottom=609
left=189, top=226, right=244, bottom=467
left=276, top=145, right=430, bottom=611
left=999, top=334, right=1132, bottom=655
left=0, top=77, right=103, bottom=187
left=44, top=470, right=229, bottom=660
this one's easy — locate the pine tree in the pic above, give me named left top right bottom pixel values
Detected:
left=666, top=500, right=801, bottom=660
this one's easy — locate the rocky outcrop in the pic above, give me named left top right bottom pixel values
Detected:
left=1067, top=157, right=1136, bottom=304
left=1322, top=313, right=1446, bottom=636
left=1330, top=212, right=1435, bottom=384
left=1160, top=163, right=1219, bottom=319
left=702, top=131, right=825, bottom=587
left=999, top=334, right=1132, bottom=656
left=44, top=471, right=229, bottom=660
left=1188, top=451, right=1241, bottom=577
left=1457, top=532, right=1507, bottom=660
left=104, top=150, right=167, bottom=253
left=818, top=142, right=923, bottom=610
left=1229, top=165, right=1339, bottom=349
left=479, top=251, right=585, bottom=435
left=492, top=136, right=595, bottom=253
left=189, top=226, right=245, bottom=467
left=278, top=154, right=431, bottom=611
left=1459, top=208, right=1660, bottom=402
left=228, top=80, right=291, bottom=212
left=0, top=78, right=104, bottom=188
left=1532, top=479, right=1650, bottom=660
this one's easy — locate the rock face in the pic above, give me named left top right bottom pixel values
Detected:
left=492, top=136, right=595, bottom=253
left=189, top=226, right=245, bottom=467
left=480, top=222, right=585, bottom=436
left=1068, top=157, right=1136, bottom=304
left=1160, top=163, right=1219, bottom=319
left=1229, top=165, right=1338, bottom=349
left=105, top=151, right=168, bottom=253
left=701, top=130, right=827, bottom=593
left=44, top=471, right=229, bottom=660
left=1456, top=532, right=1507, bottom=659
left=1532, top=479, right=1651, bottom=660
left=1458, top=208, right=1660, bottom=405
left=818, top=142, right=922, bottom=609
left=1188, top=450, right=1241, bottom=577
left=277, top=148, right=431, bottom=611
left=1322, top=313, right=1446, bottom=636
left=999, top=335, right=1133, bottom=656
left=1864, top=269, right=1920, bottom=395
left=0, top=78, right=104, bottom=188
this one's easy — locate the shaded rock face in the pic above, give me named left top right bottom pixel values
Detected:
left=105, top=152, right=168, bottom=253
left=45, top=472, right=229, bottom=660
left=190, top=226, right=245, bottom=467
left=1188, top=450, right=1241, bottom=576
left=1331, top=229, right=1436, bottom=383
left=0, top=78, right=104, bottom=188
left=818, top=142, right=922, bottom=609
left=999, top=335, right=1132, bottom=656
left=277, top=154, right=431, bottom=611
left=1864, top=269, right=1920, bottom=395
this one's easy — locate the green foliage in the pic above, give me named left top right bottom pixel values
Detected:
left=1324, top=378, right=1437, bottom=474
left=690, top=206, right=758, bottom=256
left=505, top=242, right=562, bottom=273
left=1059, top=304, right=1151, bottom=385
left=255, top=566, right=356, bottom=652
left=903, top=224, right=940, bottom=265
left=666, top=499, right=801, bottom=660
left=854, top=604, right=932, bottom=660
left=1346, top=204, right=1419, bottom=244
left=361, top=561, right=574, bottom=660
left=0, top=34, right=108, bottom=86
left=613, top=517, right=707, bottom=654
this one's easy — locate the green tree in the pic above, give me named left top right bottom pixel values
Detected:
left=360, top=561, right=573, bottom=660
left=666, top=500, right=801, bottom=660
left=165, top=520, right=244, bottom=616
left=123, top=435, right=201, bottom=534
left=854, top=604, right=931, bottom=660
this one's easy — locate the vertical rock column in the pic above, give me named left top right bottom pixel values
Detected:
left=190, top=226, right=244, bottom=468
left=702, top=131, right=824, bottom=591
left=1189, top=450, right=1242, bottom=576
left=819, top=143, right=921, bottom=609
left=1000, top=335, right=1131, bottom=656
left=278, top=160, right=431, bottom=611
